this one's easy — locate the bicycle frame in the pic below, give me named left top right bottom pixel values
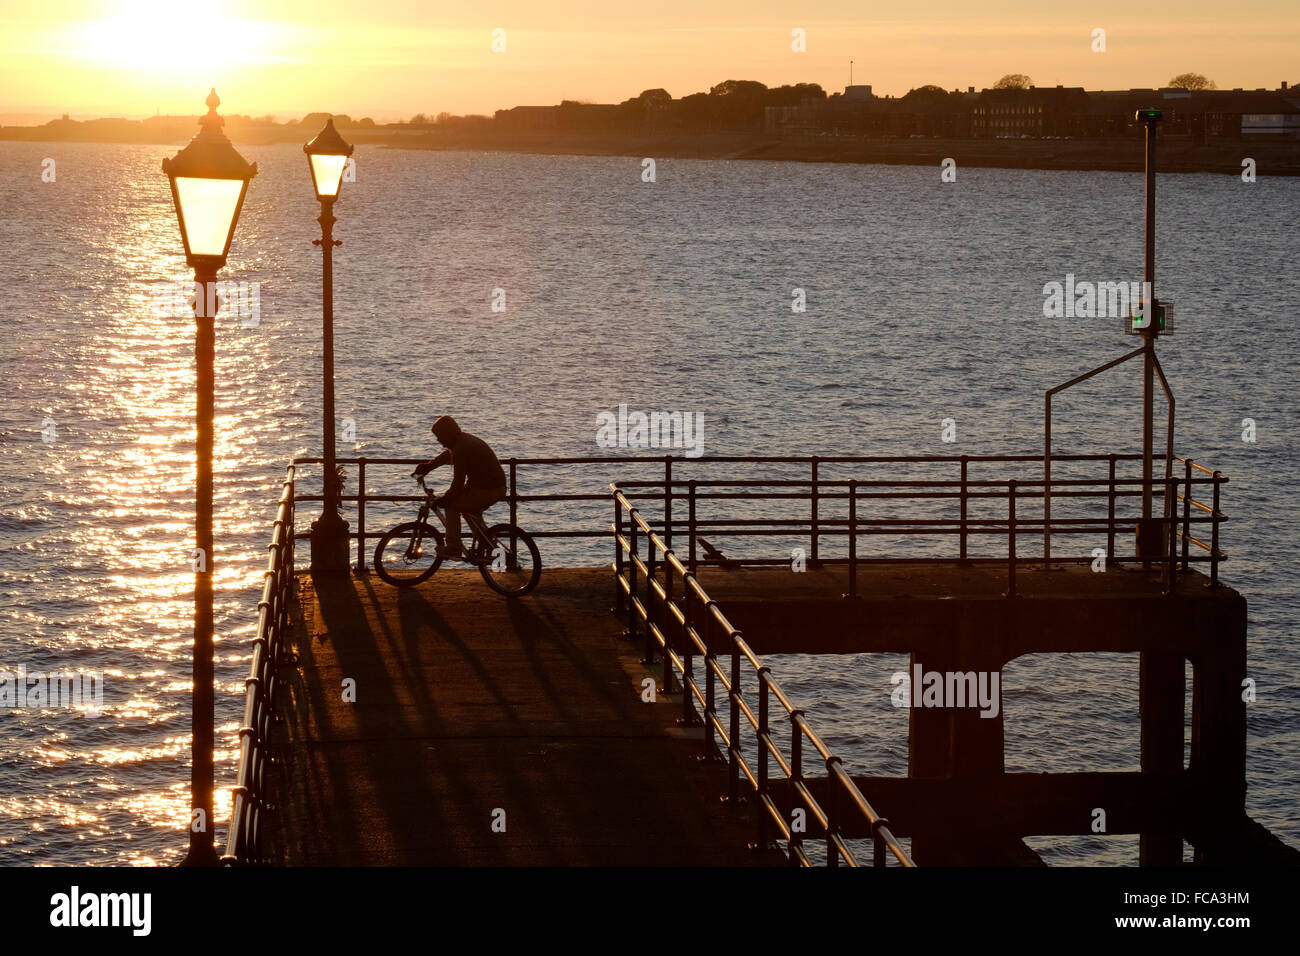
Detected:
left=414, top=476, right=503, bottom=565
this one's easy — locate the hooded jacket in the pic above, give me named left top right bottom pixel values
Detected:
left=425, top=431, right=507, bottom=505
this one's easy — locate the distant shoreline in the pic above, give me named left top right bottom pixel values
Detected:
left=381, top=131, right=1300, bottom=176
left=4, top=126, right=1297, bottom=175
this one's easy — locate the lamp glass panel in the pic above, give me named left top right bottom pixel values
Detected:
left=310, top=154, right=349, bottom=197
left=175, top=177, right=243, bottom=257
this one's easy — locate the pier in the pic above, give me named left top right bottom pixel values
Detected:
left=223, top=454, right=1298, bottom=866
left=269, top=567, right=775, bottom=865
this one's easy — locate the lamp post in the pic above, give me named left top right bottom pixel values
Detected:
left=304, top=118, right=354, bottom=573
left=161, top=88, right=257, bottom=867
left=1132, top=106, right=1182, bottom=868
left=1136, top=108, right=1163, bottom=527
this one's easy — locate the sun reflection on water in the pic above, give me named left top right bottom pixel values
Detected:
left=1, top=142, right=312, bottom=865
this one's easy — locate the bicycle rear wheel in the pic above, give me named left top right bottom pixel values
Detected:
left=478, top=523, right=541, bottom=596
left=373, top=521, right=444, bottom=587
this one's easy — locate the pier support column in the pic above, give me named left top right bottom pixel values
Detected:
left=1187, top=603, right=1247, bottom=863
left=907, top=652, right=949, bottom=780
left=907, top=627, right=1006, bottom=864
left=1139, top=650, right=1184, bottom=865
left=907, top=649, right=951, bottom=865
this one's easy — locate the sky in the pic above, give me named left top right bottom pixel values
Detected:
left=1, top=0, right=1296, bottom=122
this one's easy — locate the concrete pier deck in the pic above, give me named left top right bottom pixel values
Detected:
left=269, top=567, right=777, bottom=866
left=266, top=559, right=1295, bottom=866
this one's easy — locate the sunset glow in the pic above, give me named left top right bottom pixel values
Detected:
left=1, top=0, right=1297, bottom=888
left=72, top=1, right=283, bottom=71
left=1, top=0, right=1296, bottom=123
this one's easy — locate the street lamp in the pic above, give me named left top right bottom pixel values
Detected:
left=1135, top=107, right=1163, bottom=531
left=161, top=88, right=257, bottom=867
left=304, top=118, right=354, bottom=572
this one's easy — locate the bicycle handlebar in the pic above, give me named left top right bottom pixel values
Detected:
left=415, top=475, right=442, bottom=512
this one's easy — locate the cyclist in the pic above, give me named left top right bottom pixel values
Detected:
left=412, top=416, right=507, bottom=561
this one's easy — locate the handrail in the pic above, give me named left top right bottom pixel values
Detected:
left=222, top=465, right=297, bottom=865
left=233, top=452, right=1230, bottom=864
left=1043, top=346, right=1175, bottom=563
left=289, top=454, right=1226, bottom=581
left=612, top=485, right=915, bottom=867
left=289, top=454, right=1229, bottom=594
left=609, top=461, right=1228, bottom=864
left=631, top=475, right=1225, bottom=596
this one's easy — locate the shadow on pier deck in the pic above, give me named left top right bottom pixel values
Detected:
left=268, top=568, right=779, bottom=866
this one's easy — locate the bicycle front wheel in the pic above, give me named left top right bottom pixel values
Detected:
left=373, top=521, right=444, bottom=587
left=478, top=523, right=541, bottom=597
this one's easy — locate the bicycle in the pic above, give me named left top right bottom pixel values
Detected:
left=371, top=475, right=542, bottom=596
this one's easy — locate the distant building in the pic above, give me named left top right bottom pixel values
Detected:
left=971, top=86, right=1089, bottom=138
left=765, top=103, right=820, bottom=135
left=555, top=102, right=620, bottom=131
left=494, top=106, right=557, bottom=131
left=485, top=81, right=1300, bottom=143
left=1243, top=113, right=1300, bottom=137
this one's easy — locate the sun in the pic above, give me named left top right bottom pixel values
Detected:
left=74, top=0, right=281, bottom=72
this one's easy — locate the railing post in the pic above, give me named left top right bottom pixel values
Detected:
left=1006, top=480, right=1017, bottom=598
left=614, top=495, right=625, bottom=614
left=509, top=458, right=518, bottom=533
left=644, top=530, right=657, bottom=664
left=959, top=455, right=968, bottom=562
left=1044, top=395, right=1052, bottom=564
left=1181, top=459, right=1193, bottom=572
left=1164, top=476, right=1177, bottom=593
left=292, top=470, right=298, bottom=568
left=790, top=711, right=803, bottom=865
left=810, top=457, right=820, bottom=566
left=662, top=553, right=674, bottom=695
left=627, top=517, right=639, bottom=639
left=664, top=455, right=672, bottom=553
left=825, top=756, right=841, bottom=866
left=287, top=472, right=296, bottom=579
left=1107, top=454, right=1117, bottom=562
left=846, top=480, right=858, bottom=600
left=1210, top=471, right=1222, bottom=587
left=757, top=667, right=771, bottom=850
left=703, top=607, right=717, bottom=760
left=682, top=589, right=695, bottom=726
left=355, top=458, right=366, bottom=572
left=688, top=480, right=698, bottom=575
left=728, top=641, right=741, bottom=805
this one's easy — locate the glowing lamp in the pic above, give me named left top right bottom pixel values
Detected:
left=304, top=118, right=354, bottom=201
left=161, top=89, right=257, bottom=269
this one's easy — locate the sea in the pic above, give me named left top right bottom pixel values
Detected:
left=0, top=140, right=1296, bottom=865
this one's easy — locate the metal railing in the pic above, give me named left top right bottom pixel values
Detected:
left=1044, top=345, right=1177, bottom=562
left=613, top=486, right=914, bottom=867
left=290, top=453, right=1227, bottom=594
left=258, top=451, right=1228, bottom=864
left=1176, top=456, right=1229, bottom=587
left=223, top=465, right=297, bottom=865
left=291, top=455, right=674, bottom=569
left=613, top=460, right=1227, bottom=598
